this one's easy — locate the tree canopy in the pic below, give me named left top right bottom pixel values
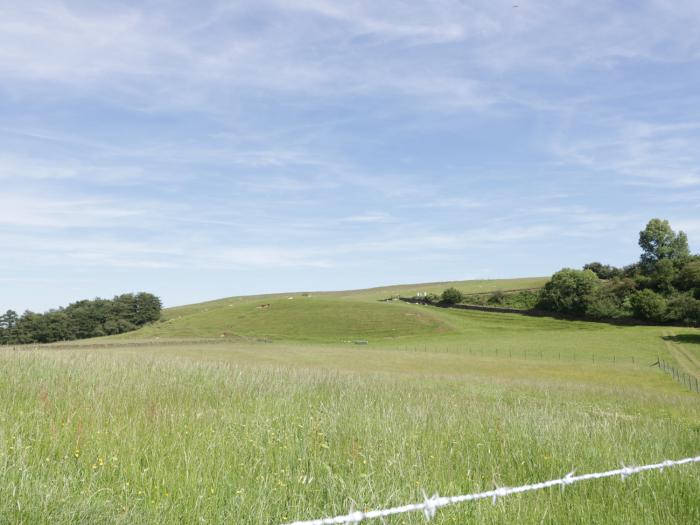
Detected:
left=441, top=287, right=464, bottom=305
left=0, top=293, right=162, bottom=345
left=538, top=219, right=699, bottom=326
left=639, top=218, right=690, bottom=268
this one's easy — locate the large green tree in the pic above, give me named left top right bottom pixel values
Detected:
left=537, top=268, right=599, bottom=316
left=639, top=219, right=690, bottom=269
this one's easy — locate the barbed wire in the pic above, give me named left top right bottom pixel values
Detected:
left=282, top=455, right=700, bottom=525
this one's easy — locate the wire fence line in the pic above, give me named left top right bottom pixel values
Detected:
left=656, top=359, right=700, bottom=393
left=282, top=455, right=700, bottom=525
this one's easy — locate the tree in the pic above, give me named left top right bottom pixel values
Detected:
left=0, top=310, right=19, bottom=344
left=441, top=287, right=464, bottom=305
left=639, top=219, right=690, bottom=270
left=134, top=292, right=162, bottom=325
left=630, top=289, right=667, bottom=322
left=585, top=285, right=627, bottom=319
left=651, top=258, right=676, bottom=294
left=677, top=259, right=700, bottom=296
left=0, top=293, right=162, bottom=345
left=537, top=268, right=599, bottom=316
left=583, top=262, right=622, bottom=280
left=667, top=294, right=700, bottom=326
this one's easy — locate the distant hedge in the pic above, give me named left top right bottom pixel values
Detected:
left=0, top=292, right=162, bottom=345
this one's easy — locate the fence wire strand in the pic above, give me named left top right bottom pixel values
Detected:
left=282, top=455, right=700, bottom=525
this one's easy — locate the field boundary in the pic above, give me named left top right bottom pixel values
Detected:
left=400, top=298, right=699, bottom=328
left=656, top=359, right=700, bottom=393
left=283, top=455, right=700, bottom=525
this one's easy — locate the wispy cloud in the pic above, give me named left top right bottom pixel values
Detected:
left=0, top=193, right=152, bottom=228
left=2, top=0, right=700, bottom=311
left=549, top=119, right=700, bottom=189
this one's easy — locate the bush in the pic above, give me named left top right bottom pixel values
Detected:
left=488, top=290, right=506, bottom=305
left=441, top=287, right=464, bottom=305
left=630, top=289, right=667, bottom=322
left=425, top=293, right=440, bottom=304
left=583, top=262, right=622, bottom=280
left=585, top=286, right=627, bottom=319
left=677, top=259, right=700, bottom=294
left=666, top=294, right=700, bottom=325
left=537, top=268, right=599, bottom=316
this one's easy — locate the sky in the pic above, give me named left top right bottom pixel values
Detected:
left=2, top=0, right=700, bottom=312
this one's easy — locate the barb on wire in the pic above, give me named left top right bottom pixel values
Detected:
left=282, top=455, right=700, bottom=525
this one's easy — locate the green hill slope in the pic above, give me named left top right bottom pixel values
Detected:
left=117, top=277, right=548, bottom=343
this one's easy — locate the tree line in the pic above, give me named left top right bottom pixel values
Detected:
left=432, top=219, right=699, bottom=326
left=537, top=219, right=700, bottom=325
left=0, top=292, right=162, bottom=345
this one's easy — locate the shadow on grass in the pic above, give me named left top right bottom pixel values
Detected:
left=663, top=334, right=700, bottom=346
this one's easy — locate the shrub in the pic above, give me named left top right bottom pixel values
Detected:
left=583, top=262, right=622, bottom=280
left=630, top=289, right=667, bottom=322
left=585, top=287, right=626, bottom=319
left=677, top=259, right=700, bottom=294
left=666, top=294, right=700, bottom=325
left=537, top=268, right=599, bottom=316
left=488, top=290, right=506, bottom=305
left=425, top=293, right=440, bottom=304
left=441, top=287, right=464, bottom=305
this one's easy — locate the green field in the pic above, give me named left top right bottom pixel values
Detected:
left=2, top=277, right=700, bottom=524
left=113, top=277, right=549, bottom=343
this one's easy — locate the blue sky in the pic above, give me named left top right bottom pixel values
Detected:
left=2, top=0, right=700, bottom=312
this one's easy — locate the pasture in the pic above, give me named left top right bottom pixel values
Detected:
left=1, top=278, right=699, bottom=523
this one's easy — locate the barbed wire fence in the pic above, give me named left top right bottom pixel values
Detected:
left=282, top=455, right=700, bottom=525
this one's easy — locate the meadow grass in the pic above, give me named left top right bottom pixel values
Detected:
left=1, top=338, right=699, bottom=524
left=2, top=279, right=700, bottom=523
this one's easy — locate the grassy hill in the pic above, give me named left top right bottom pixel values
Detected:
left=116, top=277, right=549, bottom=343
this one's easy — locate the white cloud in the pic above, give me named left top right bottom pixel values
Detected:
left=549, top=119, right=700, bottom=189
left=341, top=212, right=392, bottom=223
left=213, top=247, right=333, bottom=269
left=0, top=194, right=149, bottom=228
left=0, top=1, right=698, bottom=109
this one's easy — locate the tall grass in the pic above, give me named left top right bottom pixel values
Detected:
left=1, top=348, right=699, bottom=524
